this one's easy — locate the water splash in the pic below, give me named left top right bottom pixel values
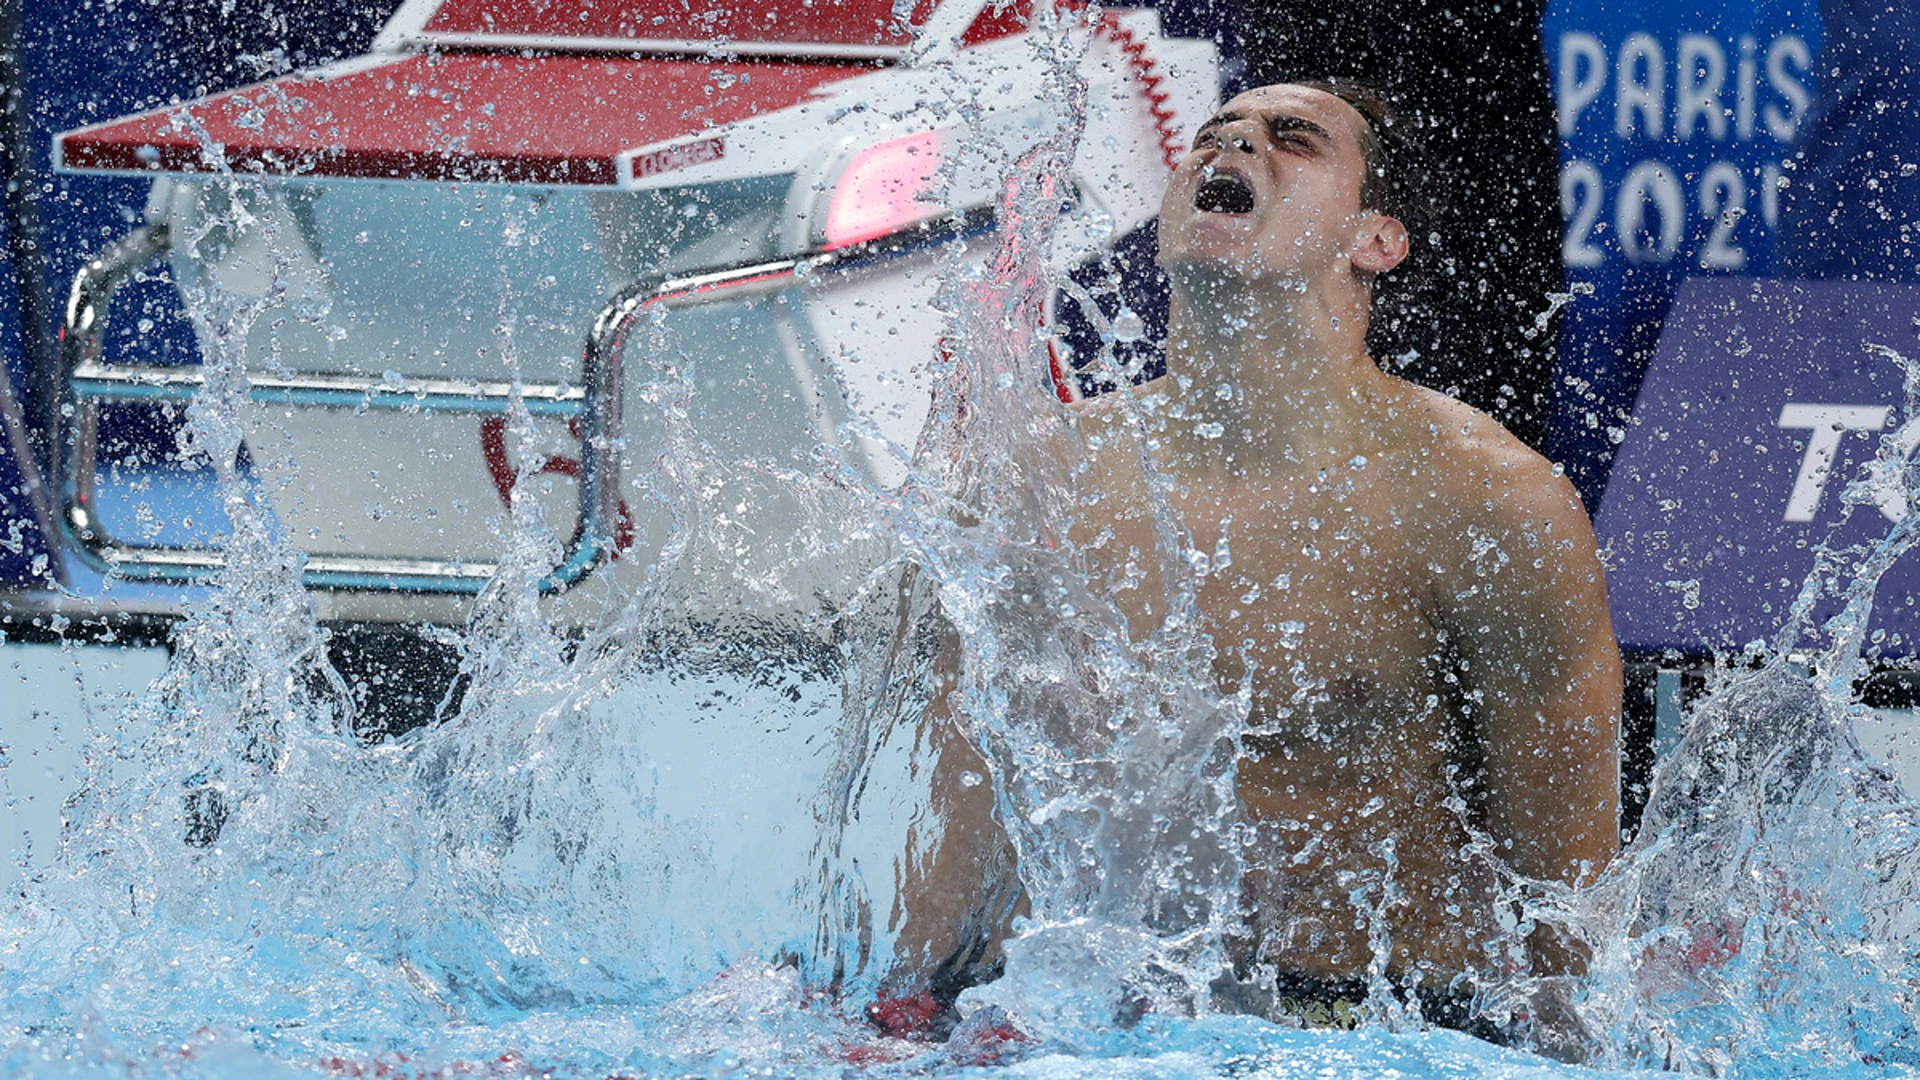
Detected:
left=1515, top=343, right=1920, bottom=1075
left=816, top=13, right=1247, bottom=1040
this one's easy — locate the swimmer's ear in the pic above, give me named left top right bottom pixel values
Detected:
left=1350, top=212, right=1410, bottom=276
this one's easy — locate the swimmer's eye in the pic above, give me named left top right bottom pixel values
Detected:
left=1269, top=128, right=1317, bottom=152
left=1191, top=115, right=1244, bottom=151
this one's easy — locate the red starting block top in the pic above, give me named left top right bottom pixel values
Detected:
left=55, top=52, right=869, bottom=185
left=403, top=0, right=940, bottom=57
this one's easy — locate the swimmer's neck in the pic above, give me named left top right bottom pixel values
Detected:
left=1156, top=274, right=1388, bottom=476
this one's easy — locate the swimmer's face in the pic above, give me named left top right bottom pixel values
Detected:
left=1158, top=84, right=1407, bottom=290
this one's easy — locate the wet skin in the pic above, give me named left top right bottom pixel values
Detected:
left=1072, top=377, right=1619, bottom=980
left=894, top=85, right=1621, bottom=993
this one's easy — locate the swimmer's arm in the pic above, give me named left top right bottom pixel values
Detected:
left=1441, top=458, right=1623, bottom=888
left=886, top=635, right=1026, bottom=1005
left=884, top=392, right=1131, bottom=1000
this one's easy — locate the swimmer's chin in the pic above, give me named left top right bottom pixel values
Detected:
left=1162, top=254, right=1310, bottom=300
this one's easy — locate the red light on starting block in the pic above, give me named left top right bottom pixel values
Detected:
left=825, top=131, right=946, bottom=249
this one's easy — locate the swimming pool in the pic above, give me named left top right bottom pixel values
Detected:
left=8, top=5, right=1920, bottom=1078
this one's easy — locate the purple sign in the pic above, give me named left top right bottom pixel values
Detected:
left=1595, top=278, right=1920, bottom=655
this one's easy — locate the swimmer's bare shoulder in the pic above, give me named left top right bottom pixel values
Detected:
left=1390, top=382, right=1624, bottom=888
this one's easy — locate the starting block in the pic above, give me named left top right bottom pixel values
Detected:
left=51, top=0, right=1217, bottom=618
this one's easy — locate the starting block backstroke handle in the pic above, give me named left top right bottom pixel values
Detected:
left=56, top=222, right=619, bottom=594
left=55, top=212, right=980, bottom=595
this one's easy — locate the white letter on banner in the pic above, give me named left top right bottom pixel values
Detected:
left=1778, top=403, right=1892, bottom=521
left=1559, top=32, right=1607, bottom=138
left=1561, top=160, right=1606, bottom=268
left=1617, top=161, right=1685, bottom=264
left=1616, top=33, right=1666, bottom=140
left=1677, top=34, right=1728, bottom=141
left=1697, top=162, right=1748, bottom=270
left=1765, top=35, right=1812, bottom=142
left=1736, top=35, right=1759, bottom=140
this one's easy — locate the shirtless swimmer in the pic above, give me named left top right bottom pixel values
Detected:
left=882, top=81, right=1622, bottom=1040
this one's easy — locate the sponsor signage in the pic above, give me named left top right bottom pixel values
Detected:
left=627, top=136, right=727, bottom=181
left=1543, top=0, right=1822, bottom=504
left=1595, top=278, right=1920, bottom=655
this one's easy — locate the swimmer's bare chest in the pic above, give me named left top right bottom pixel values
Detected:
left=1172, top=472, right=1459, bottom=801
left=1063, top=407, right=1474, bottom=802
left=1165, top=465, right=1493, bottom=975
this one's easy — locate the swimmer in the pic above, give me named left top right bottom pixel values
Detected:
left=882, top=81, right=1622, bottom=1039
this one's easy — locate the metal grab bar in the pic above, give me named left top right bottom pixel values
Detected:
left=56, top=223, right=608, bottom=593
left=55, top=209, right=992, bottom=594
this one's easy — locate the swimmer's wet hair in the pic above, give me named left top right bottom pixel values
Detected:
left=1296, top=78, right=1432, bottom=238
left=1296, top=77, right=1438, bottom=334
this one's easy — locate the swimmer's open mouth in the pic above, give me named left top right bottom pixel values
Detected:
left=1195, top=171, right=1255, bottom=214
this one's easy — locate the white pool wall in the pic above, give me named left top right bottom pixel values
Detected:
left=0, top=640, right=169, bottom=897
